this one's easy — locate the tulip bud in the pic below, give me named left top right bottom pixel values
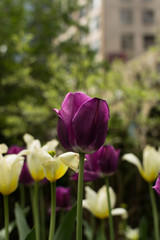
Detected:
left=71, top=145, right=120, bottom=181
left=53, top=92, right=110, bottom=154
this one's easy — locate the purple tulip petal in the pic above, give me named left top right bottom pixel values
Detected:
left=98, top=145, right=120, bottom=175
left=19, top=162, right=34, bottom=186
left=73, top=98, right=110, bottom=153
left=56, top=114, right=73, bottom=151
left=153, top=173, right=160, bottom=197
left=71, top=170, right=99, bottom=182
left=85, top=153, right=100, bottom=173
left=54, top=92, right=91, bottom=149
left=7, top=145, right=25, bottom=154
left=56, top=187, right=71, bottom=211
left=53, top=92, right=110, bottom=154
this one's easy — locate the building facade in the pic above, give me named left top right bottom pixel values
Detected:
left=79, top=0, right=160, bottom=60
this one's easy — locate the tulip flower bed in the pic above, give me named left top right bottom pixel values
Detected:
left=0, top=92, right=160, bottom=240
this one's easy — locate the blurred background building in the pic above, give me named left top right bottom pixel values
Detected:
left=78, top=0, right=160, bottom=61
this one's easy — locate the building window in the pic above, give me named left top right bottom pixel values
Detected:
left=121, top=33, right=134, bottom=50
left=142, top=10, right=154, bottom=24
left=89, top=17, right=100, bottom=32
left=120, top=9, right=133, bottom=25
left=143, top=35, right=155, bottom=49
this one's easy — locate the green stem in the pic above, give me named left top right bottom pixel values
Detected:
left=105, top=177, right=114, bottom=240
left=20, top=184, right=25, bottom=208
left=34, top=182, right=40, bottom=240
left=149, top=183, right=159, bottom=240
left=29, top=186, right=35, bottom=226
left=40, top=187, right=46, bottom=240
left=4, top=195, right=9, bottom=240
left=49, top=182, right=56, bottom=240
left=76, top=153, right=85, bottom=240
left=100, top=220, right=106, bottom=240
left=91, top=214, right=95, bottom=239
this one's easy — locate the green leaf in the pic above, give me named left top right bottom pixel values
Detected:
left=139, top=216, right=148, bottom=240
left=96, top=229, right=106, bottom=240
left=0, top=205, right=30, bottom=240
left=14, top=203, right=30, bottom=240
left=0, top=220, right=16, bottom=240
left=55, top=204, right=77, bottom=240
left=83, top=220, right=94, bottom=240
left=25, top=228, right=36, bottom=240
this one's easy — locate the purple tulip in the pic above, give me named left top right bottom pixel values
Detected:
left=7, top=145, right=25, bottom=154
left=153, top=173, right=160, bottom=197
left=19, top=161, right=34, bottom=186
left=96, top=145, right=120, bottom=175
left=53, top=92, right=110, bottom=154
left=49, top=187, right=71, bottom=213
left=56, top=187, right=71, bottom=211
left=71, top=145, right=120, bottom=181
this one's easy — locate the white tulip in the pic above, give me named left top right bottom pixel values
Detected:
left=83, top=185, right=127, bottom=219
left=122, top=145, right=160, bottom=182
left=23, top=133, right=59, bottom=181
left=0, top=144, right=27, bottom=195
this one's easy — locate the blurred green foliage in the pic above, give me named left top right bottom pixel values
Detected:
left=0, top=0, right=100, bottom=145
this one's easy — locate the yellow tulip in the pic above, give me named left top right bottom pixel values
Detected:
left=36, top=149, right=79, bottom=182
left=0, top=144, right=26, bottom=195
left=83, top=185, right=127, bottom=219
left=122, top=145, right=160, bottom=182
left=23, top=133, right=59, bottom=181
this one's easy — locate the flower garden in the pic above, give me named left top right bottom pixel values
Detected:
left=1, top=1, right=160, bottom=240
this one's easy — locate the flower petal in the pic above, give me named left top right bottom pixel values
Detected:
left=36, top=149, right=53, bottom=165
left=42, top=139, right=59, bottom=152
left=124, top=226, right=139, bottom=239
left=111, top=208, right=128, bottom=218
left=43, top=157, right=68, bottom=182
left=0, top=155, right=24, bottom=195
left=23, top=133, right=35, bottom=149
left=85, top=186, right=97, bottom=200
left=6, top=160, right=24, bottom=195
left=0, top=144, right=8, bottom=154
left=122, top=153, right=144, bottom=177
left=73, top=98, right=110, bottom=153
left=108, top=186, right=116, bottom=209
left=71, top=170, right=99, bottom=182
left=56, top=114, right=73, bottom=151
left=98, top=145, right=120, bottom=175
left=143, top=145, right=160, bottom=182
left=83, top=185, right=117, bottom=219
left=96, top=186, right=108, bottom=217
left=54, top=92, right=91, bottom=148
left=59, top=152, right=79, bottom=172
left=85, top=153, right=100, bottom=172
left=27, top=151, right=45, bottom=181
left=57, top=92, right=91, bottom=123
left=83, top=186, right=99, bottom=217
left=153, top=173, right=160, bottom=197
